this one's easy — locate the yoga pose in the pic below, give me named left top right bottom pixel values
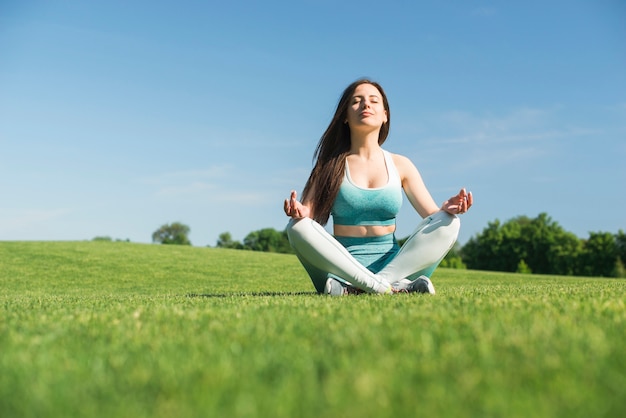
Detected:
left=284, top=79, right=473, bottom=295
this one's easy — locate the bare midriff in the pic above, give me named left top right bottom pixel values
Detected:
left=333, top=224, right=396, bottom=238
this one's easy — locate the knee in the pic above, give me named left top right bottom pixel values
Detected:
left=447, top=212, right=461, bottom=233
left=446, top=213, right=461, bottom=241
left=286, top=217, right=305, bottom=232
left=285, top=217, right=311, bottom=244
left=429, top=211, right=461, bottom=239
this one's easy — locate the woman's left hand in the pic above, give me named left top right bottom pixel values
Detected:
left=442, top=188, right=473, bottom=215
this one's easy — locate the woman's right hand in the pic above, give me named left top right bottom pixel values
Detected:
left=284, top=190, right=311, bottom=219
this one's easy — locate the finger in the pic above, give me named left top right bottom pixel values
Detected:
left=292, top=202, right=301, bottom=218
left=286, top=198, right=293, bottom=213
left=457, top=196, right=466, bottom=213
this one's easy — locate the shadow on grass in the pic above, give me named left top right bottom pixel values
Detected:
left=186, top=291, right=318, bottom=298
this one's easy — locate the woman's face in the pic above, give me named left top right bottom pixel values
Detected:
left=346, top=83, right=388, bottom=131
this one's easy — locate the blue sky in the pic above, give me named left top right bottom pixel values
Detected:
left=1, top=0, right=624, bottom=246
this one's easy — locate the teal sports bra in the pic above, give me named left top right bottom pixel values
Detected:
left=331, top=150, right=403, bottom=227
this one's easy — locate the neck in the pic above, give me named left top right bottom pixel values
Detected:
left=349, top=130, right=381, bottom=157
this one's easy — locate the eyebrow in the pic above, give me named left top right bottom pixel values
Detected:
left=352, top=94, right=381, bottom=99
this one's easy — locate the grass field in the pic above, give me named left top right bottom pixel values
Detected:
left=1, top=241, right=625, bottom=418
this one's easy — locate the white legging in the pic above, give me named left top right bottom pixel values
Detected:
left=286, top=211, right=460, bottom=294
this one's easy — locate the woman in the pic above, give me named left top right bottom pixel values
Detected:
left=284, top=79, right=473, bottom=295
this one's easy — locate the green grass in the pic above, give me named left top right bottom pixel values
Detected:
left=1, top=241, right=625, bottom=418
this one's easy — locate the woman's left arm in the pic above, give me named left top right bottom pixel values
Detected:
left=393, top=154, right=473, bottom=217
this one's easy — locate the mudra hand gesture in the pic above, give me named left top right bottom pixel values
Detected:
left=442, top=188, right=473, bottom=215
left=284, top=190, right=311, bottom=219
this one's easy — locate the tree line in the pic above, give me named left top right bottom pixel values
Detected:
left=148, top=213, right=626, bottom=278
left=461, top=213, right=625, bottom=278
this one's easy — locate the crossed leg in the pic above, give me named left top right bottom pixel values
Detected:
left=286, top=211, right=460, bottom=294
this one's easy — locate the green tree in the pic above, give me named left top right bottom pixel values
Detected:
left=152, top=222, right=191, bottom=245
left=614, top=230, right=626, bottom=278
left=92, top=236, right=112, bottom=242
left=462, top=213, right=581, bottom=275
left=243, top=228, right=292, bottom=253
left=578, top=232, right=617, bottom=277
left=524, top=213, right=581, bottom=275
left=216, top=232, right=243, bottom=249
left=616, top=230, right=626, bottom=267
left=462, top=219, right=522, bottom=272
left=516, top=259, right=532, bottom=274
left=613, top=258, right=625, bottom=278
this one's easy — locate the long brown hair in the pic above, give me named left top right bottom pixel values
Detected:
left=302, top=79, right=391, bottom=225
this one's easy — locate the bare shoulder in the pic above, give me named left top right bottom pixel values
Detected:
left=389, top=152, right=418, bottom=176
